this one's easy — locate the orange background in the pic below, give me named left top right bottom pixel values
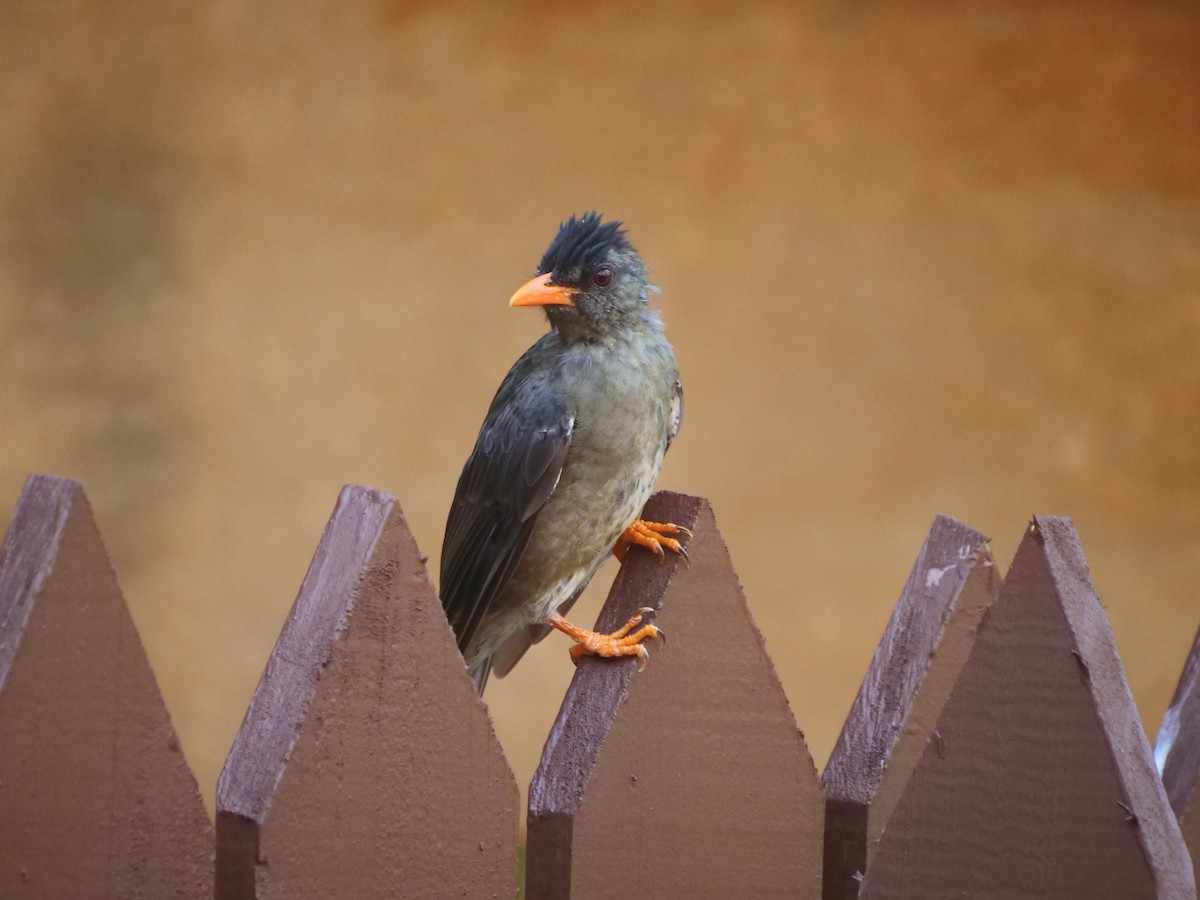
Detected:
left=2, top=2, right=1198, bottom=817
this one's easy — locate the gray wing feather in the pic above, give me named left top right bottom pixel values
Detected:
left=440, top=374, right=573, bottom=661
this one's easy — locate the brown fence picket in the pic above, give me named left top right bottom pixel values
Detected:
left=214, top=485, right=518, bottom=900
left=0, top=475, right=211, bottom=899
left=858, top=517, right=1195, bottom=899
left=822, top=514, right=998, bottom=900
left=1158, top=621, right=1200, bottom=887
left=526, top=491, right=824, bottom=900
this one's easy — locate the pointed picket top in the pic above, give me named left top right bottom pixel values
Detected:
left=822, top=514, right=998, bottom=899
left=526, top=491, right=823, bottom=900
left=859, top=517, right=1195, bottom=899
left=215, top=485, right=518, bottom=900
left=1157, top=621, right=1200, bottom=886
left=0, top=474, right=211, bottom=899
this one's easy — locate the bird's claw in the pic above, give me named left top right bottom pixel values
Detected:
left=551, top=607, right=666, bottom=670
left=634, top=608, right=666, bottom=647
left=616, top=519, right=693, bottom=567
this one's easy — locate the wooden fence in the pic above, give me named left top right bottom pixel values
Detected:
left=1, top=473, right=1198, bottom=898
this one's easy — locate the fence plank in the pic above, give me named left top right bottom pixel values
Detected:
left=822, top=514, right=998, bottom=900
left=859, top=516, right=1195, bottom=899
left=0, top=475, right=211, bottom=899
left=526, top=491, right=823, bottom=900
left=1157, top=621, right=1200, bottom=887
left=215, top=485, right=518, bottom=900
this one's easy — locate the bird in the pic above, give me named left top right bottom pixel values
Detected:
left=439, top=212, right=688, bottom=692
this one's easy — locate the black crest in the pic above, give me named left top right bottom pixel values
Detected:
left=537, top=212, right=630, bottom=278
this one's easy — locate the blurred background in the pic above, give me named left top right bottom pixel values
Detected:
left=2, top=1, right=1198, bottom=819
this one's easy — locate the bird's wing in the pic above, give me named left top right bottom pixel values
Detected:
left=439, top=374, right=573, bottom=660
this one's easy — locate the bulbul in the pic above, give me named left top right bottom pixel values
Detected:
left=439, top=212, right=687, bottom=692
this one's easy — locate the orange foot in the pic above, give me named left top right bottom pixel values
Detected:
left=614, top=519, right=692, bottom=565
left=546, top=607, right=666, bottom=670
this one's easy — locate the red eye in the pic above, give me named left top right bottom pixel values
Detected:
left=593, top=267, right=612, bottom=287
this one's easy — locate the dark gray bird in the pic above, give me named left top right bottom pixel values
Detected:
left=440, top=212, right=687, bottom=692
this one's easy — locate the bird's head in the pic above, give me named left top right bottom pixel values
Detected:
left=509, top=212, right=658, bottom=342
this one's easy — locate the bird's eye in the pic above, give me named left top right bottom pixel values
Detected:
left=592, top=267, right=613, bottom=287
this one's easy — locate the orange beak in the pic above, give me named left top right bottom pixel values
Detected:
left=509, top=273, right=576, bottom=308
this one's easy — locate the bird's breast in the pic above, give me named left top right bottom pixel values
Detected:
left=540, top=343, right=675, bottom=554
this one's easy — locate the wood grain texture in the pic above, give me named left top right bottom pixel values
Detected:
left=859, top=517, right=1195, bottom=900
left=527, top=491, right=823, bottom=900
left=215, top=484, right=518, bottom=900
left=822, top=514, right=997, bottom=899
left=1157, top=620, right=1200, bottom=888
left=0, top=475, right=211, bottom=899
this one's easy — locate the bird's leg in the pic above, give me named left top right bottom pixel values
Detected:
left=546, top=608, right=665, bottom=669
left=613, top=520, right=692, bottom=565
